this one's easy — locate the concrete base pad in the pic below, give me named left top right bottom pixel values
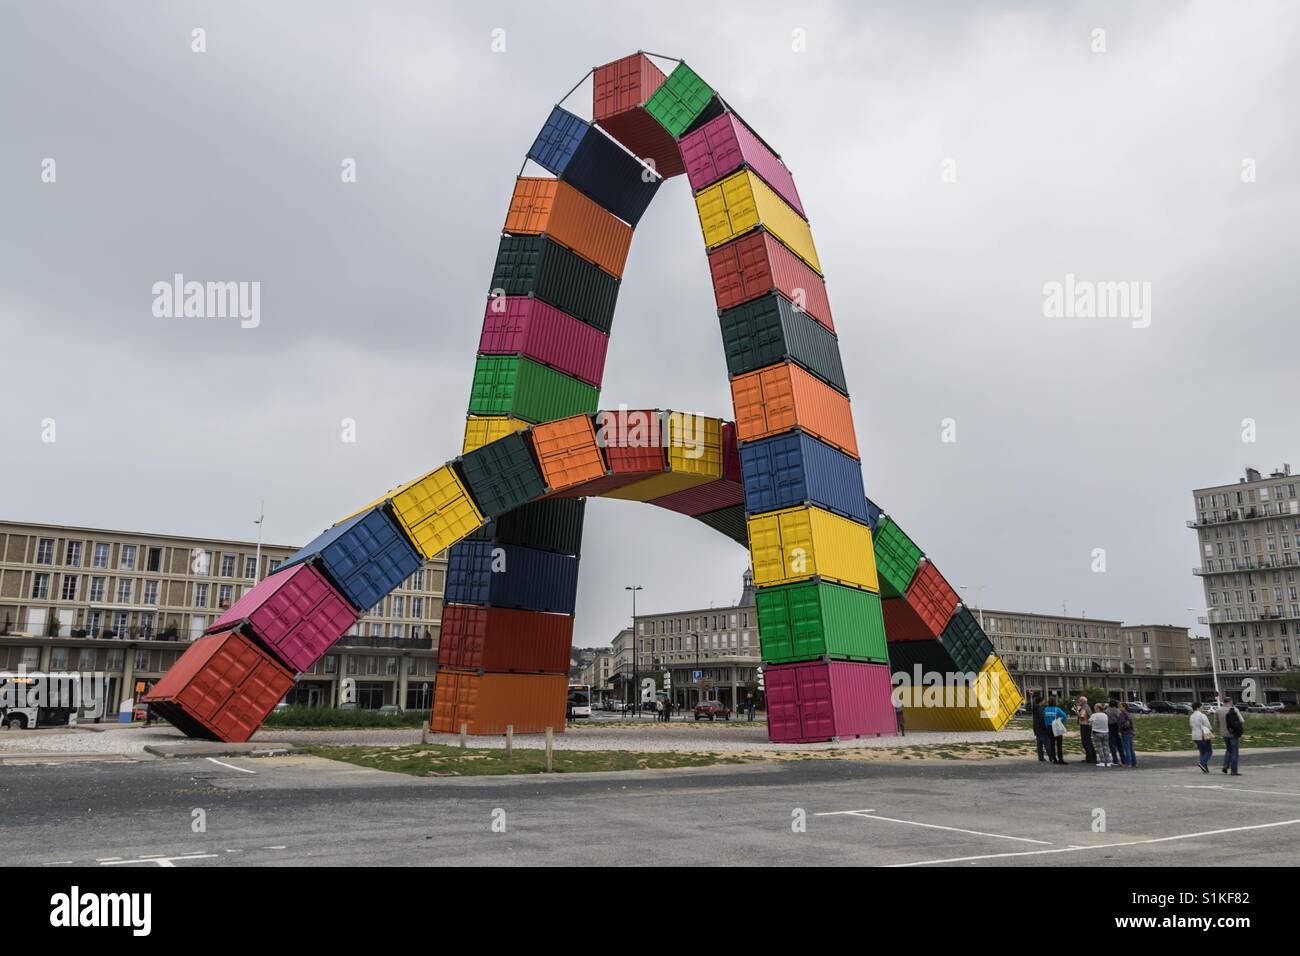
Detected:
left=143, top=741, right=298, bottom=759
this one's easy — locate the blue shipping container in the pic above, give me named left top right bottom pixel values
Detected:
left=281, top=506, right=421, bottom=612
left=864, top=496, right=883, bottom=532
left=445, top=540, right=579, bottom=615
left=739, top=431, right=869, bottom=523
left=527, top=106, right=661, bottom=226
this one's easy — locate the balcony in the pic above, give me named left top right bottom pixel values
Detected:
left=333, top=635, right=433, bottom=651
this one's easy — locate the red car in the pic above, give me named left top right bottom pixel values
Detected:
left=694, top=700, right=731, bottom=721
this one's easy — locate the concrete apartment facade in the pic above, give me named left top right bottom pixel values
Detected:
left=1190, top=465, right=1300, bottom=703
left=0, top=519, right=446, bottom=716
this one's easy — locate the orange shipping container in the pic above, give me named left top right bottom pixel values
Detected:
left=730, top=362, right=860, bottom=458
left=504, top=177, right=634, bottom=278
left=430, top=670, right=568, bottom=735
left=531, top=414, right=607, bottom=490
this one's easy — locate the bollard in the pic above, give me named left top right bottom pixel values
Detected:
left=506, top=724, right=513, bottom=759
left=421, top=720, right=430, bottom=745
left=460, top=721, right=467, bottom=749
left=544, top=726, right=554, bottom=772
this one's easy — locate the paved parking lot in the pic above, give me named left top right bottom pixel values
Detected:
left=3, top=742, right=1297, bottom=867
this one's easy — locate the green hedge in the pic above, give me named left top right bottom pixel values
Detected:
left=261, top=706, right=427, bottom=729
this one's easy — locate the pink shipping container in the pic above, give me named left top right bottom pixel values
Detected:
left=479, top=296, right=609, bottom=388
left=764, top=660, right=896, bottom=743
left=206, top=563, right=357, bottom=673
left=680, top=113, right=806, bottom=218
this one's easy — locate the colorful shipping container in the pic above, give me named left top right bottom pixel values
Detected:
left=468, top=354, right=599, bottom=424
left=695, top=169, right=821, bottom=274
left=593, top=53, right=684, bottom=178
left=281, top=506, right=421, bottom=613
left=644, top=62, right=718, bottom=138
left=479, top=297, right=608, bottom=387
left=872, top=516, right=923, bottom=598
left=490, top=235, right=619, bottom=334
left=503, top=177, right=633, bottom=277
left=445, top=540, right=579, bottom=615
left=746, top=504, right=878, bottom=591
left=708, top=230, right=833, bottom=331
left=755, top=580, right=888, bottom=664
left=739, top=430, right=868, bottom=522
left=530, top=414, right=607, bottom=491
left=680, top=112, right=805, bottom=217
left=720, top=292, right=846, bottom=393
left=470, top=498, right=585, bottom=556
left=358, top=464, right=483, bottom=559
left=463, top=415, right=528, bottom=454
left=457, top=430, right=546, bottom=518
left=764, top=660, right=896, bottom=743
left=882, top=561, right=960, bottom=642
left=437, top=604, right=573, bottom=674
left=730, top=362, right=859, bottom=458
left=431, top=670, right=568, bottom=735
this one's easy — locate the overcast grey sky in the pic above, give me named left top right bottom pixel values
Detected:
left=2, top=0, right=1297, bottom=645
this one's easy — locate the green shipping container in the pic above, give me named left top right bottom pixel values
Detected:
left=645, top=63, right=716, bottom=138
left=755, top=580, right=888, bottom=664
left=468, top=355, right=598, bottom=424
left=873, top=517, right=922, bottom=598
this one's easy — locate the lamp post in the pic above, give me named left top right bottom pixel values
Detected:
left=1187, top=606, right=1223, bottom=700
left=253, top=501, right=265, bottom=583
left=689, top=630, right=701, bottom=707
left=959, top=584, right=986, bottom=630
left=626, top=586, right=642, bottom=719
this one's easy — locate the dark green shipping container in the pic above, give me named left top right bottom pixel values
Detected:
left=490, top=235, right=619, bottom=333
left=886, top=607, right=994, bottom=677
left=457, top=431, right=546, bottom=519
left=470, top=498, right=586, bottom=556
left=467, top=355, right=599, bottom=424
left=755, top=580, right=889, bottom=664
left=872, top=517, right=922, bottom=598
left=719, top=293, right=847, bottom=394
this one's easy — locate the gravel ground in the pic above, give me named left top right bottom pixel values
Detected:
left=0, top=722, right=1035, bottom=756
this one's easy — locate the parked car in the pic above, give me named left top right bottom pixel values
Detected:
left=377, top=705, right=402, bottom=716
left=1125, top=700, right=1152, bottom=715
left=1147, top=700, right=1175, bottom=713
left=1170, top=702, right=1193, bottom=715
left=694, top=700, right=730, bottom=721
left=1202, top=701, right=1221, bottom=714
left=1243, top=702, right=1273, bottom=714
left=1261, top=702, right=1286, bottom=712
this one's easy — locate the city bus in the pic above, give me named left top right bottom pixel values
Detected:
left=0, top=673, right=80, bottom=730
left=567, top=683, right=592, bottom=719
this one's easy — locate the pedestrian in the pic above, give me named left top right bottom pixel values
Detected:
left=1118, top=701, right=1137, bottom=768
left=655, top=697, right=664, bottom=723
left=894, top=690, right=905, bottom=736
left=1031, top=694, right=1050, bottom=763
left=746, top=695, right=755, bottom=722
left=664, top=698, right=672, bottom=723
left=1089, top=703, right=1111, bottom=767
left=1217, top=696, right=1245, bottom=776
left=1042, top=697, right=1069, bottom=765
left=1105, top=699, right=1123, bottom=766
left=1189, top=701, right=1214, bottom=773
left=1075, top=695, right=1096, bottom=764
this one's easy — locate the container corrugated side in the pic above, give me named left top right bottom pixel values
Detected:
left=479, top=296, right=608, bottom=387
left=730, top=362, right=859, bottom=459
left=593, top=53, right=683, bottom=178
left=463, top=415, right=529, bottom=454
left=695, top=170, right=822, bottom=275
left=680, top=112, right=805, bottom=217
left=738, top=430, right=868, bottom=522
left=872, top=516, right=922, bottom=598
left=445, top=540, right=580, bottom=615
left=708, top=230, right=833, bottom=332
left=549, top=407, right=669, bottom=497
left=648, top=477, right=744, bottom=517
left=600, top=413, right=722, bottom=501
left=692, top=503, right=750, bottom=546
left=755, top=580, right=887, bottom=664
left=764, top=660, right=895, bottom=743
left=526, top=106, right=661, bottom=226
left=438, top=604, right=573, bottom=673
left=888, top=610, right=994, bottom=679
left=503, top=177, right=633, bottom=278
left=881, top=561, right=960, bottom=642
left=898, top=654, right=1022, bottom=732
left=430, top=670, right=568, bottom=735
left=357, top=464, right=484, bottom=559
left=530, top=414, right=606, bottom=490
left=746, top=505, right=878, bottom=591
left=457, top=430, right=546, bottom=518
left=470, top=498, right=586, bottom=556
left=644, top=62, right=717, bottom=138
left=720, top=293, right=846, bottom=393
left=280, top=506, right=421, bottom=612
left=490, top=235, right=620, bottom=334
left=206, top=563, right=357, bottom=673
left=468, top=354, right=599, bottom=424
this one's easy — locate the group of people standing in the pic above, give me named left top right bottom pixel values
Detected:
left=1030, top=693, right=1246, bottom=774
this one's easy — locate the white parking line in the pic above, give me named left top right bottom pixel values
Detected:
left=205, top=757, right=256, bottom=774
left=891, top=817, right=1300, bottom=867
left=1183, top=784, right=1300, bottom=798
left=101, top=853, right=218, bottom=867
left=818, top=809, right=1052, bottom=845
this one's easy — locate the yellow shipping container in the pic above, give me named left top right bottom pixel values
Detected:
left=694, top=169, right=822, bottom=275
left=344, top=464, right=483, bottom=559
left=897, top=654, right=1023, bottom=732
left=601, top=413, right=723, bottom=502
left=745, top=505, right=877, bottom=591
left=463, top=415, right=528, bottom=454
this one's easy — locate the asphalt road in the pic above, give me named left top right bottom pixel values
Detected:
left=4, top=749, right=1299, bottom=867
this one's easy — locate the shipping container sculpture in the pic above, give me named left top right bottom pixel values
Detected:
left=146, top=52, right=1021, bottom=743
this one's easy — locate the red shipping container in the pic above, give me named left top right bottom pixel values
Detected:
left=438, top=604, right=573, bottom=673
left=480, top=297, right=609, bottom=387
left=430, top=669, right=567, bottom=735
left=547, top=408, right=667, bottom=497
left=207, top=563, right=357, bottom=673
left=680, top=113, right=806, bottom=217
left=764, top=660, right=896, bottom=744
left=593, top=53, right=684, bottom=179
left=649, top=477, right=744, bottom=517
left=881, top=561, right=960, bottom=642
left=708, top=231, right=834, bottom=332
left=142, top=631, right=293, bottom=742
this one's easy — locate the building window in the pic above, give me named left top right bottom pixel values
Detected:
left=411, top=569, right=424, bottom=591
left=411, top=597, right=423, bottom=619
left=244, top=556, right=257, bottom=579
left=146, top=547, right=162, bottom=572
left=407, top=657, right=418, bottom=675
left=391, top=596, right=404, bottom=619
left=194, top=583, right=209, bottom=608
left=119, top=545, right=137, bottom=570
left=105, top=649, right=124, bottom=671
left=135, top=649, right=150, bottom=671
left=116, top=579, right=132, bottom=603
left=77, top=648, right=96, bottom=671
left=142, top=580, right=159, bottom=605
left=267, top=558, right=282, bottom=575
left=365, top=656, right=378, bottom=675
left=31, top=573, right=51, bottom=599
left=220, top=554, right=236, bottom=578
left=50, top=647, right=68, bottom=670
left=386, top=657, right=398, bottom=675
left=346, top=656, right=357, bottom=675
left=323, top=655, right=338, bottom=674
left=60, top=575, right=79, bottom=601
left=114, top=611, right=129, bottom=635
left=218, top=585, right=234, bottom=608
left=64, top=541, right=82, bottom=567
left=89, top=577, right=106, bottom=602
left=35, top=538, right=55, bottom=565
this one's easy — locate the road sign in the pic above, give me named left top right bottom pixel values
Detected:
left=663, top=672, right=672, bottom=690
left=756, top=666, right=764, bottom=691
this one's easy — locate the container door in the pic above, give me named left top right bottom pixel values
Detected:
left=763, top=669, right=802, bottom=741
left=796, top=663, right=836, bottom=740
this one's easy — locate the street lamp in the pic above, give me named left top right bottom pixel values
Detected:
left=1187, top=607, right=1223, bottom=700
left=626, top=586, right=642, bottom=719
left=689, top=630, right=702, bottom=707
left=253, top=501, right=265, bottom=583
left=959, top=584, right=986, bottom=630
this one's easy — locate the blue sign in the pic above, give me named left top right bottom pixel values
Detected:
left=691, top=670, right=702, bottom=681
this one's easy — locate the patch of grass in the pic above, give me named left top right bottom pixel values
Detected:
left=262, top=706, right=426, bottom=729
left=303, top=743, right=754, bottom=776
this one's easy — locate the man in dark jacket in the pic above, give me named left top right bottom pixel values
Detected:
left=1075, top=695, right=1096, bottom=764
left=1218, top=696, right=1245, bottom=776
left=1031, top=694, right=1049, bottom=762
left=1105, top=699, right=1123, bottom=766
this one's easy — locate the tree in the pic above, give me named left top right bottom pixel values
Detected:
left=1078, top=685, right=1109, bottom=706
left=1278, top=672, right=1300, bottom=695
